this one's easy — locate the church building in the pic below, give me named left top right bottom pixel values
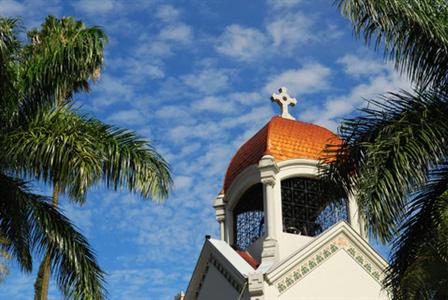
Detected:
left=181, top=88, right=390, bottom=300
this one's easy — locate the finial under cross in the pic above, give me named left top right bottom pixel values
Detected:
left=271, top=87, right=297, bottom=120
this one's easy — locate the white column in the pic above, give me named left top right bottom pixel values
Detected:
left=226, top=208, right=234, bottom=244
left=258, top=155, right=279, bottom=263
left=213, top=194, right=226, bottom=241
left=262, top=179, right=276, bottom=239
left=348, top=193, right=368, bottom=241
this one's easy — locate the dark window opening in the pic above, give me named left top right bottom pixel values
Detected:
left=281, top=177, right=348, bottom=236
left=233, top=183, right=265, bottom=250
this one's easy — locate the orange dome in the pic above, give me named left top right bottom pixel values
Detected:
left=223, top=116, right=341, bottom=192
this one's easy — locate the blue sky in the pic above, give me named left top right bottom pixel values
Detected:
left=0, top=0, right=410, bottom=299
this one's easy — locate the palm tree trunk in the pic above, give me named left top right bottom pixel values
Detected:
left=34, top=182, right=59, bottom=300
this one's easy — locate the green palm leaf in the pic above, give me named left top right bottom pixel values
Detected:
left=324, top=88, right=448, bottom=241
left=3, top=105, right=171, bottom=203
left=0, top=174, right=106, bottom=298
left=23, top=16, right=107, bottom=108
left=385, top=165, right=448, bottom=299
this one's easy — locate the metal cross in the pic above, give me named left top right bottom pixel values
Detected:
left=271, top=87, right=297, bottom=120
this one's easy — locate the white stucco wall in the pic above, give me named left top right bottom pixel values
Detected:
left=197, top=264, right=241, bottom=300
left=275, top=250, right=388, bottom=300
left=277, top=232, right=315, bottom=261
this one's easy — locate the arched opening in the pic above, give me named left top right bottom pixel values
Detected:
left=281, top=177, right=348, bottom=236
left=233, top=183, right=264, bottom=250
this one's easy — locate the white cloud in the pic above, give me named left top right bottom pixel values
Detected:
left=266, top=0, right=302, bottom=10
left=127, top=62, right=165, bottom=80
left=338, top=54, right=390, bottom=78
left=137, top=40, right=173, bottom=58
left=215, top=13, right=339, bottom=61
left=264, top=63, right=331, bottom=96
left=156, top=105, right=192, bottom=120
left=90, top=74, right=134, bottom=109
left=266, top=12, right=315, bottom=50
left=215, top=25, right=268, bottom=61
left=159, top=23, right=193, bottom=44
left=0, top=0, right=24, bottom=15
left=182, top=68, right=230, bottom=94
left=168, top=122, right=225, bottom=144
left=194, top=96, right=236, bottom=114
left=229, top=91, right=262, bottom=105
left=174, top=175, right=193, bottom=190
left=97, top=74, right=134, bottom=97
left=75, top=0, right=116, bottom=14
left=134, top=22, right=194, bottom=65
left=107, top=109, right=146, bottom=126
left=301, top=62, right=411, bottom=130
left=156, top=4, right=180, bottom=22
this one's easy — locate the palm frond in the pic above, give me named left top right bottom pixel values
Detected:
left=0, top=174, right=34, bottom=271
left=91, top=121, right=172, bottom=200
left=336, top=0, right=448, bottom=88
left=3, top=107, right=103, bottom=203
left=323, top=88, right=448, bottom=241
left=0, top=174, right=106, bottom=298
left=385, top=164, right=448, bottom=299
left=23, top=16, right=107, bottom=109
left=0, top=17, right=23, bottom=129
left=3, top=105, right=172, bottom=203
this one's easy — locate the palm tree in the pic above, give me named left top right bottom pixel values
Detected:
left=1, top=16, right=172, bottom=299
left=1, top=17, right=107, bottom=298
left=323, top=0, right=448, bottom=298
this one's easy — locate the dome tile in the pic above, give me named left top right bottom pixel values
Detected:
left=222, top=116, right=341, bottom=192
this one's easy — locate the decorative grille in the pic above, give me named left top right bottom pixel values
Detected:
left=281, top=177, right=348, bottom=236
left=233, top=184, right=264, bottom=250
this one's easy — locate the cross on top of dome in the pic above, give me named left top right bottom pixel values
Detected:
left=271, top=87, right=297, bottom=120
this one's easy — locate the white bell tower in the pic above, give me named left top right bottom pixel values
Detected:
left=213, top=87, right=366, bottom=267
left=184, top=88, right=389, bottom=300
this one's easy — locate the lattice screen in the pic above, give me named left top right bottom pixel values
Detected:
left=233, top=184, right=264, bottom=250
left=281, top=177, right=348, bottom=236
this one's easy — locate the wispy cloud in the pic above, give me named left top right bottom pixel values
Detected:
left=215, top=25, right=268, bottom=61
left=159, top=23, right=193, bottom=44
left=266, top=12, right=316, bottom=50
left=301, top=55, right=411, bottom=130
left=337, top=54, right=391, bottom=78
left=156, top=4, right=181, bottom=22
left=75, top=0, right=117, bottom=15
left=107, top=109, right=147, bottom=126
left=264, top=63, right=332, bottom=96
left=182, top=68, right=231, bottom=94
left=266, top=0, right=302, bottom=10
left=0, top=0, right=24, bottom=15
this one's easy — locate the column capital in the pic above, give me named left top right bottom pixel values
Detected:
left=213, top=193, right=226, bottom=222
left=258, top=155, right=279, bottom=186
